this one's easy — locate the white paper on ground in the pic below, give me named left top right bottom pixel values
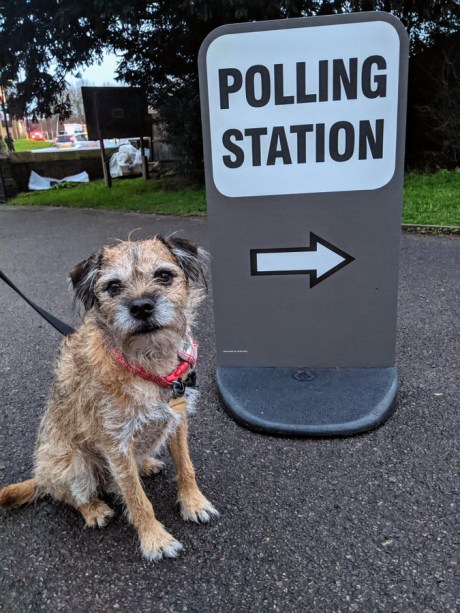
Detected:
left=28, top=170, right=89, bottom=190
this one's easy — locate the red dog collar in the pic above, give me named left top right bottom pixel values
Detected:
left=110, top=333, right=198, bottom=389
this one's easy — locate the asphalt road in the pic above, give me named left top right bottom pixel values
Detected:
left=1, top=205, right=459, bottom=612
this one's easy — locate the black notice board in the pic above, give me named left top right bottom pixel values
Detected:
left=81, top=87, right=150, bottom=140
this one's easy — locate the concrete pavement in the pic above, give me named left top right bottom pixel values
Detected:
left=0, top=205, right=459, bottom=612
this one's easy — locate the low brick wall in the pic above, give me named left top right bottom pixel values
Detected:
left=9, top=149, right=116, bottom=193
left=0, top=158, right=19, bottom=200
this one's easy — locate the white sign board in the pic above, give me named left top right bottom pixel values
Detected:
left=199, top=13, right=408, bottom=436
left=206, top=21, right=400, bottom=197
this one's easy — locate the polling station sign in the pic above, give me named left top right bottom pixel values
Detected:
left=206, top=20, right=400, bottom=197
left=199, top=13, right=408, bottom=436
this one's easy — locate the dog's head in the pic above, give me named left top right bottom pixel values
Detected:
left=69, top=237, right=207, bottom=343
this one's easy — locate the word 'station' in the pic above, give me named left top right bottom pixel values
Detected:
left=206, top=22, right=400, bottom=196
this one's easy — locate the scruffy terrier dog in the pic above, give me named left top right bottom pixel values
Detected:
left=0, top=236, right=218, bottom=561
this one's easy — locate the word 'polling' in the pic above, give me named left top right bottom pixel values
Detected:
left=219, top=56, right=387, bottom=108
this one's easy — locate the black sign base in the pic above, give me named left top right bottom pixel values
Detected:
left=217, top=367, right=397, bottom=437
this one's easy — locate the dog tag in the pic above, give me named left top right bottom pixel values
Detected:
left=169, top=396, right=188, bottom=413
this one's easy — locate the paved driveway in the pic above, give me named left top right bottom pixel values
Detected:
left=1, top=206, right=459, bottom=612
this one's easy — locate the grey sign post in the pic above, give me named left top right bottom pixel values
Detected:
left=198, top=12, right=409, bottom=436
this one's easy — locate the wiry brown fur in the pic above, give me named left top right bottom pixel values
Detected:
left=0, top=237, right=218, bottom=561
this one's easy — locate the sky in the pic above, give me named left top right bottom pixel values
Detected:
left=69, top=52, right=121, bottom=85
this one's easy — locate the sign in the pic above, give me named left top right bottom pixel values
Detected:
left=81, top=86, right=151, bottom=187
left=199, top=13, right=408, bottom=436
left=81, top=87, right=150, bottom=140
left=206, top=21, right=399, bottom=197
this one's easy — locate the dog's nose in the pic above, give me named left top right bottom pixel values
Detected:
left=129, top=299, right=155, bottom=321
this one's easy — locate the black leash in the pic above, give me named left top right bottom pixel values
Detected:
left=0, top=269, right=75, bottom=336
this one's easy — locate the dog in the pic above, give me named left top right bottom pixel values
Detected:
left=0, top=236, right=218, bottom=561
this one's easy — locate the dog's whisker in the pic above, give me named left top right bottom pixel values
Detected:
left=127, top=228, right=142, bottom=242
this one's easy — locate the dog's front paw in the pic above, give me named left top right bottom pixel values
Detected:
left=80, top=500, right=115, bottom=528
left=139, top=457, right=166, bottom=477
left=178, top=490, right=219, bottom=524
left=139, top=523, right=183, bottom=562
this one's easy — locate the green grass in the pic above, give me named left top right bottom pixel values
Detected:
left=403, top=170, right=460, bottom=226
left=14, top=138, right=53, bottom=152
left=8, top=169, right=460, bottom=225
left=11, top=177, right=207, bottom=216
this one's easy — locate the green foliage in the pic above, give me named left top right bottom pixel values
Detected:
left=13, top=138, right=53, bottom=152
left=48, top=181, right=82, bottom=190
left=10, top=177, right=207, bottom=215
left=403, top=170, right=460, bottom=226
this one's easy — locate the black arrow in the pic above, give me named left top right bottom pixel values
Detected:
left=250, top=233, right=354, bottom=287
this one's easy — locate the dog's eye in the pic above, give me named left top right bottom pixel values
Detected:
left=105, top=280, right=123, bottom=296
left=154, top=270, right=175, bottom=285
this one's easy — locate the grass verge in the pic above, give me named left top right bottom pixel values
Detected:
left=10, top=177, right=207, bottom=216
left=13, top=138, right=53, bottom=152
left=8, top=169, right=460, bottom=225
left=403, top=170, right=460, bottom=226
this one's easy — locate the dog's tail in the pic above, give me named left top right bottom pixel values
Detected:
left=0, top=479, right=37, bottom=508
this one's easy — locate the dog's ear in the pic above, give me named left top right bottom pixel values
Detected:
left=165, top=237, right=208, bottom=287
left=69, top=249, right=103, bottom=310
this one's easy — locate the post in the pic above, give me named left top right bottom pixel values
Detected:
left=0, top=86, right=12, bottom=147
left=93, top=92, right=112, bottom=188
left=139, top=135, right=149, bottom=180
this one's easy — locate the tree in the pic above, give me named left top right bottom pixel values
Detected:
left=407, top=31, right=460, bottom=169
left=66, top=82, right=87, bottom=124
left=1, top=1, right=459, bottom=176
left=0, top=0, right=122, bottom=119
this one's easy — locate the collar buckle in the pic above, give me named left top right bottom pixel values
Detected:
left=171, top=379, right=186, bottom=398
left=171, top=371, right=197, bottom=398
